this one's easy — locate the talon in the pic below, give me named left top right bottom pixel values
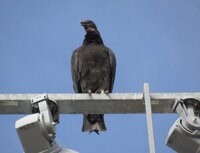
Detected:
left=95, top=90, right=100, bottom=93
left=88, top=90, right=92, bottom=95
left=105, top=90, right=109, bottom=94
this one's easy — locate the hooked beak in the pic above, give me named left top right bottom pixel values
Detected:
left=80, top=20, right=88, bottom=27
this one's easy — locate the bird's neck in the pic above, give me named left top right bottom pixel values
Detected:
left=83, top=31, right=104, bottom=45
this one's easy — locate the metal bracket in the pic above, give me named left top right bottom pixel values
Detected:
left=32, top=94, right=59, bottom=124
left=173, top=97, right=200, bottom=132
left=16, top=94, right=79, bottom=153
left=31, top=94, right=59, bottom=142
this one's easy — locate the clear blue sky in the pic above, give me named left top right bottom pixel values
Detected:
left=0, top=0, right=200, bottom=153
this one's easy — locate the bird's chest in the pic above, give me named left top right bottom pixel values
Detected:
left=78, top=46, right=110, bottom=78
left=79, top=47, right=109, bottom=67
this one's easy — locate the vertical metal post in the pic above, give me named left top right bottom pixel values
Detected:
left=144, top=83, right=156, bottom=153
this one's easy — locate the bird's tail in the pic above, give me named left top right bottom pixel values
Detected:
left=82, top=114, right=106, bottom=134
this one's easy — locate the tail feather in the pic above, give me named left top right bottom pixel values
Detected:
left=82, top=114, right=106, bottom=134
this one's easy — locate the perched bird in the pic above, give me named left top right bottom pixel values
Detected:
left=71, top=20, right=116, bottom=134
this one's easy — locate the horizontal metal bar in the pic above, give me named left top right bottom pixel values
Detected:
left=0, top=93, right=200, bottom=114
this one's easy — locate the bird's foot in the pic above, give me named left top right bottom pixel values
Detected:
left=95, top=89, right=109, bottom=94
left=88, top=90, right=92, bottom=95
left=104, top=90, right=109, bottom=94
left=100, top=90, right=109, bottom=94
left=100, top=90, right=104, bottom=94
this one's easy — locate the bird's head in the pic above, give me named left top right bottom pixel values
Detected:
left=80, top=20, right=98, bottom=32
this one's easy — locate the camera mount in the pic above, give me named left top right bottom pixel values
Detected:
left=15, top=94, right=78, bottom=153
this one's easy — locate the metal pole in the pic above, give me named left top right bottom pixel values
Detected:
left=144, top=83, right=156, bottom=153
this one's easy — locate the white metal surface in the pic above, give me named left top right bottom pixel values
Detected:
left=144, top=83, right=156, bottom=153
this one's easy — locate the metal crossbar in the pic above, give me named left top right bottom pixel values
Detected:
left=1, top=83, right=200, bottom=153
left=1, top=89, right=200, bottom=114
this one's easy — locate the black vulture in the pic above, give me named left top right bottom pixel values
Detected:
left=71, top=20, right=116, bottom=134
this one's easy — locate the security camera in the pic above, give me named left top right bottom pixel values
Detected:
left=16, top=94, right=78, bottom=153
left=166, top=97, right=200, bottom=153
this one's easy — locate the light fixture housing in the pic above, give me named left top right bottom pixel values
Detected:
left=15, top=94, right=78, bottom=153
left=166, top=97, right=200, bottom=153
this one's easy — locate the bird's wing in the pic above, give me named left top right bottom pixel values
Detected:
left=71, top=49, right=82, bottom=93
left=108, top=48, right=116, bottom=92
